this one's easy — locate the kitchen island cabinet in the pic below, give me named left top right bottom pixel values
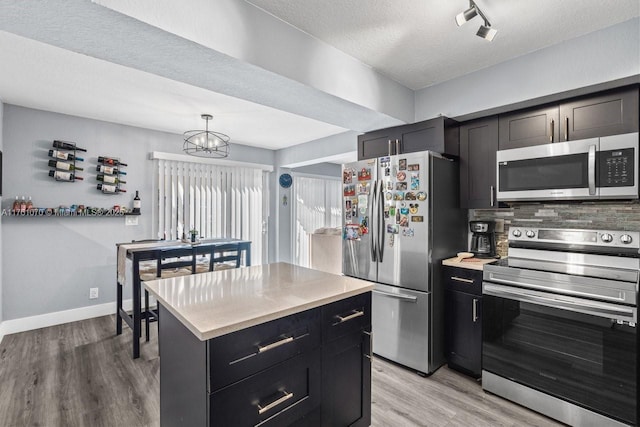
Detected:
left=144, top=263, right=373, bottom=427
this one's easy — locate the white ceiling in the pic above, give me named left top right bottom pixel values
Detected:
left=245, top=0, right=640, bottom=90
left=0, top=0, right=638, bottom=155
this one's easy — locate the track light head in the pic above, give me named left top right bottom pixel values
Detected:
left=477, top=23, right=497, bottom=41
left=455, top=4, right=478, bottom=26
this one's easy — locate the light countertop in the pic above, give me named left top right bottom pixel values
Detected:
left=442, top=256, right=499, bottom=271
left=143, top=262, right=373, bottom=341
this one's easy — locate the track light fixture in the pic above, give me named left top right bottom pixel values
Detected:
left=455, top=0, right=498, bottom=41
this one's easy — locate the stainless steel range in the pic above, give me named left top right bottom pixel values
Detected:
left=482, top=227, right=638, bottom=427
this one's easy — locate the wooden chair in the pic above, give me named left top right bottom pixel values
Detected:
left=192, top=243, right=242, bottom=273
left=212, top=244, right=242, bottom=271
left=142, top=247, right=195, bottom=341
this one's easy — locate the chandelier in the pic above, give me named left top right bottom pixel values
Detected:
left=183, top=114, right=230, bottom=158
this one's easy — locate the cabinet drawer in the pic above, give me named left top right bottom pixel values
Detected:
left=210, top=352, right=321, bottom=427
left=209, top=308, right=321, bottom=391
left=322, top=292, right=372, bottom=343
left=443, top=266, right=482, bottom=296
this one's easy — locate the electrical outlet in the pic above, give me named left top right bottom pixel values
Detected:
left=125, top=216, right=139, bottom=226
left=89, top=287, right=99, bottom=299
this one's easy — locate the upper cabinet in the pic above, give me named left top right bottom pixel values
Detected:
left=459, top=117, right=499, bottom=209
left=559, top=87, right=639, bottom=141
left=499, top=86, right=639, bottom=150
left=357, top=116, right=459, bottom=160
left=498, top=106, right=559, bottom=149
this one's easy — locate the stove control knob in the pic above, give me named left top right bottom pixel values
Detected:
left=526, top=230, right=536, bottom=238
left=512, top=229, right=522, bottom=238
left=600, top=233, right=613, bottom=243
left=620, top=234, right=633, bottom=244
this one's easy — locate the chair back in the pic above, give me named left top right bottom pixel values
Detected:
left=212, top=244, right=242, bottom=270
left=158, top=247, right=196, bottom=273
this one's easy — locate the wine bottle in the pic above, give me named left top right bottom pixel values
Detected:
left=96, top=165, right=126, bottom=175
left=26, top=196, right=33, bottom=211
left=133, top=190, right=141, bottom=214
left=53, top=140, right=87, bottom=152
left=12, top=196, right=20, bottom=213
left=48, top=160, right=84, bottom=171
left=97, top=174, right=126, bottom=184
left=49, top=149, right=84, bottom=162
left=20, top=196, right=27, bottom=213
left=98, top=156, right=128, bottom=167
left=97, top=183, right=126, bottom=193
left=49, top=170, right=84, bottom=181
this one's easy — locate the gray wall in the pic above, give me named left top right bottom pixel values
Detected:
left=1, top=105, right=274, bottom=321
left=415, top=18, right=640, bottom=121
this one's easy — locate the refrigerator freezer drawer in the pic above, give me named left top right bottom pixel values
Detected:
left=372, top=283, right=433, bottom=375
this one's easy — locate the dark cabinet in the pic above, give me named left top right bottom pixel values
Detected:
left=357, top=128, right=395, bottom=160
left=499, top=105, right=560, bottom=149
left=322, top=330, right=371, bottom=427
left=498, top=86, right=639, bottom=150
left=159, top=292, right=372, bottom=427
left=321, top=292, right=372, bottom=427
left=357, top=116, right=459, bottom=160
left=459, top=116, right=499, bottom=209
left=443, top=266, right=482, bottom=378
left=559, top=86, right=639, bottom=141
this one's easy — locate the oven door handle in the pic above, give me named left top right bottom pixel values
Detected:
left=483, top=283, right=637, bottom=323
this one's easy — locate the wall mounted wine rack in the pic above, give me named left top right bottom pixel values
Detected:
left=48, top=140, right=86, bottom=182
left=96, top=156, right=127, bottom=194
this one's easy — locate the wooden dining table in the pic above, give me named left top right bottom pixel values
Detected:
left=115, top=238, right=252, bottom=358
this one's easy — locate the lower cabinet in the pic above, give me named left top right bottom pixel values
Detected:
left=322, top=330, right=372, bottom=427
left=443, top=266, right=483, bottom=378
left=159, top=292, right=372, bottom=427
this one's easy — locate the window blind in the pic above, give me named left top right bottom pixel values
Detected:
left=292, top=175, right=341, bottom=267
left=154, top=158, right=268, bottom=264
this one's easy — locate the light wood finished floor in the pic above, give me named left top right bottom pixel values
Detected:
left=0, top=315, right=562, bottom=427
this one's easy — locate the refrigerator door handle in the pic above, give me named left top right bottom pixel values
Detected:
left=370, top=179, right=378, bottom=262
left=377, top=179, right=385, bottom=262
left=373, top=289, right=418, bottom=302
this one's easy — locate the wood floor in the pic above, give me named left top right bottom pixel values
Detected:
left=0, top=316, right=562, bottom=427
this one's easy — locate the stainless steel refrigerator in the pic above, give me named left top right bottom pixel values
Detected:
left=342, top=151, right=465, bottom=375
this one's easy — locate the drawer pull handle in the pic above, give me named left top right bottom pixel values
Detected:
left=451, top=276, right=474, bottom=284
left=257, top=390, right=294, bottom=415
left=257, top=336, right=294, bottom=354
left=334, top=309, right=365, bottom=325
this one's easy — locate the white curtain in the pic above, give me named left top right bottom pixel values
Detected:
left=154, top=159, right=268, bottom=264
left=292, top=175, right=341, bottom=267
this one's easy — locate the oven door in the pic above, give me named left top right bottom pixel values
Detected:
left=496, top=138, right=598, bottom=201
left=483, top=283, right=637, bottom=426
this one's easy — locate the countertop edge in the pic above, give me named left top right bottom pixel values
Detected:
left=442, top=257, right=497, bottom=271
left=144, top=281, right=374, bottom=341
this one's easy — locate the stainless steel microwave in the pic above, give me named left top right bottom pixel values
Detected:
left=496, top=132, right=638, bottom=201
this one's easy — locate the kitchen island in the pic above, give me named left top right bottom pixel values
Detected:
left=144, top=262, right=373, bottom=427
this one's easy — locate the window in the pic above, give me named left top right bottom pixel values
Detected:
left=153, top=155, right=269, bottom=264
left=292, top=175, right=341, bottom=267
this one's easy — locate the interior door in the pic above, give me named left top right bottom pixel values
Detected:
left=377, top=151, right=430, bottom=292
left=342, top=159, right=377, bottom=283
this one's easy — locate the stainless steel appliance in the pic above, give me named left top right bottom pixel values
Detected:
left=496, top=132, right=638, bottom=201
left=469, top=220, right=497, bottom=258
left=483, top=227, right=638, bottom=426
left=342, top=151, right=465, bottom=375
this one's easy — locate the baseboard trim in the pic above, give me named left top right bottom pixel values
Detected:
left=0, top=299, right=133, bottom=344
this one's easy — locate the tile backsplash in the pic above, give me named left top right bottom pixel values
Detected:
left=470, top=200, right=640, bottom=258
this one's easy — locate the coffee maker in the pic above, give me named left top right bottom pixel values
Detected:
left=470, top=220, right=497, bottom=258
